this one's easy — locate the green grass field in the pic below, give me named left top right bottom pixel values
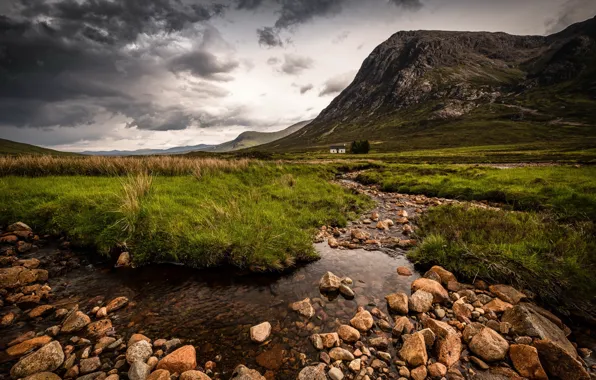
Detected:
left=0, top=163, right=372, bottom=270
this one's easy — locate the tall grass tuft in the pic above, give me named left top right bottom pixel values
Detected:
left=0, top=155, right=252, bottom=176
left=116, top=172, right=153, bottom=235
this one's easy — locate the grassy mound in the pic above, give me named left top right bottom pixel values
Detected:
left=0, top=163, right=372, bottom=270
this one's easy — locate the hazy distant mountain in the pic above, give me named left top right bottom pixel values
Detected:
left=0, top=138, right=78, bottom=156
left=258, top=16, right=596, bottom=152
left=81, top=144, right=216, bottom=156
left=212, top=120, right=312, bottom=152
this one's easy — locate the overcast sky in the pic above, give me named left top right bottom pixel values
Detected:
left=1, top=0, right=594, bottom=152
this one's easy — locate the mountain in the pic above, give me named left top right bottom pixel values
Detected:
left=82, top=144, right=216, bottom=156
left=259, top=16, right=596, bottom=152
left=212, top=120, right=311, bottom=152
left=0, top=138, right=77, bottom=156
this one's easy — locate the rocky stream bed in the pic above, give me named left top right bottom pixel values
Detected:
left=0, top=178, right=594, bottom=380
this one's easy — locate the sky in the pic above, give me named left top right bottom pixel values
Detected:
left=0, top=0, right=595, bottom=152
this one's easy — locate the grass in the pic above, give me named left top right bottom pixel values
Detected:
left=356, top=164, right=596, bottom=221
left=0, top=138, right=78, bottom=156
left=0, top=162, right=372, bottom=270
left=409, top=205, right=595, bottom=318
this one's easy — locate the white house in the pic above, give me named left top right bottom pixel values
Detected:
left=329, top=145, right=346, bottom=154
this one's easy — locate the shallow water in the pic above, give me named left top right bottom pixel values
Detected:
left=1, top=243, right=419, bottom=378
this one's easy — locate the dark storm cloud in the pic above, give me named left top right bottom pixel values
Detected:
left=280, top=54, right=314, bottom=75
left=257, top=26, right=283, bottom=47
left=319, top=71, right=355, bottom=96
left=169, top=50, right=239, bottom=81
left=236, top=0, right=264, bottom=10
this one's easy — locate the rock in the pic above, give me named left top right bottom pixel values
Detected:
left=8, top=222, right=32, bottom=232
left=128, top=334, right=151, bottom=347
left=16, top=258, right=41, bottom=269
left=65, top=364, right=79, bottom=379
left=105, top=296, right=128, bottom=312
left=502, top=303, right=576, bottom=356
left=310, top=334, right=323, bottom=350
left=23, top=372, right=61, bottom=380
left=339, top=284, right=354, bottom=298
left=319, top=332, right=340, bottom=348
left=0, top=267, right=48, bottom=289
left=96, top=307, right=107, bottom=318
left=452, top=300, right=472, bottom=321
left=7, top=336, right=53, bottom=357
left=115, top=252, right=131, bottom=268
left=337, top=325, right=360, bottom=342
left=348, top=359, right=361, bottom=372
left=396, top=266, right=412, bottom=276
left=427, top=266, right=457, bottom=285
left=419, top=328, right=436, bottom=346
left=509, top=344, right=548, bottom=380
left=399, top=332, right=427, bottom=367
left=328, top=238, right=339, bottom=248
left=250, top=322, right=271, bottom=343
left=428, top=362, right=447, bottom=378
left=2, top=312, right=16, bottom=326
left=230, top=365, right=266, bottom=380
left=462, top=322, right=484, bottom=343
left=61, top=311, right=91, bottom=333
left=328, top=367, right=344, bottom=380
left=16, top=294, right=42, bottom=310
left=489, top=284, right=526, bottom=304
left=86, top=319, right=112, bottom=338
left=147, top=357, right=158, bottom=370
left=80, top=357, right=102, bottom=374
left=469, top=327, right=509, bottom=362
left=350, top=309, right=374, bottom=332
left=329, top=347, right=354, bottom=361
left=74, top=372, right=106, bottom=380
left=95, top=337, right=116, bottom=351
left=147, top=369, right=170, bottom=380
left=255, top=344, right=285, bottom=370
left=411, top=365, right=427, bottom=380
left=393, top=316, right=414, bottom=337
left=385, top=293, right=408, bottom=314
left=351, top=229, right=370, bottom=240
left=290, top=298, right=315, bottom=319
left=129, top=362, right=151, bottom=380
left=319, top=272, right=342, bottom=292
left=28, top=305, right=54, bottom=319
left=179, top=370, right=211, bottom=380
left=297, top=364, right=326, bottom=380
left=535, top=339, right=590, bottom=380
left=164, top=338, right=182, bottom=353
left=409, top=290, right=434, bottom=313
left=370, top=336, right=389, bottom=350
left=156, top=345, right=196, bottom=374
left=10, top=341, right=64, bottom=378
left=424, top=318, right=462, bottom=367
left=411, top=278, right=449, bottom=303
left=483, top=298, right=513, bottom=313
left=105, top=375, right=118, bottom=380
left=127, top=340, right=153, bottom=364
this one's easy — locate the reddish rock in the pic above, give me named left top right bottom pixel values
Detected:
left=483, top=298, right=513, bottom=313
left=7, top=336, right=53, bottom=357
left=469, top=327, right=509, bottom=362
left=147, top=369, right=170, bottom=380
left=535, top=339, right=590, bottom=380
left=427, top=266, right=457, bottom=285
left=179, top=370, right=211, bottom=380
left=157, top=345, right=197, bottom=374
left=411, top=278, right=449, bottom=304
left=424, top=318, right=462, bottom=367
left=399, top=332, right=427, bottom=367
left=86, top=319, right=113, bottom=338
left=28, top=305, right=54, bottom=319
left=396, top=266, right=412, bottom=276
left=385, top=293, right=408, bottom=314
left=105, top=296, right=129, bottom=312
left=256, top=344, right=285, bottom=370
left=350, top=310, right=374, bottom=332
left=489, top=284, right=526, bottom=304
left=509, top=344, right=548, bottom=380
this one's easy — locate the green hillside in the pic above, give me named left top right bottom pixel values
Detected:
left=0, top=138, right=77, bottom=156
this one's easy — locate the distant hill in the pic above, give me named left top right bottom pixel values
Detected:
left=258, top=16, right=596, bottom=152
left=0, top=138, right=77, bottom=156
left=212, top=120, right=311, bottom=152
left=81, top=144, right=216, bottom=156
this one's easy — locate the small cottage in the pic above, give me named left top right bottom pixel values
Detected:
left=329, top=145, right=346, bottom=154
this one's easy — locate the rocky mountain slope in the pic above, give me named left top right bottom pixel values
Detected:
left=260, top=16, right=596, bottom=152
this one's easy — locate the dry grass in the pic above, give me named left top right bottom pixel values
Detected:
left=0, top=155, right=252, bottom=176
left=116, top=172, right=154, bottom=234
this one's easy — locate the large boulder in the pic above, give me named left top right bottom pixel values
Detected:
left=385, top=293, right=408, bottom=314
left=319, top=272, right=341, bottom=292
left=297, top=364, right=326, bottom=380
left=230, top=365, right=266, bottom=380
left=10, top=341, right=64, bottom=378
left=399, top=332, right=427, bottom=367
left=0, top=267, right=48, bottom=289
left=468, top=327, right=509, bottom=362
left=502, top=303, right=576, bottom=357
left=509, top=344, right=548, bottom=380
left=249, top=322, right=271, bottom=343
left=350, top=309, right=374, bottom=332
left=411, top=278, right=448, bottom=303
left=156, top=345, right=196, bottom=374
left=534, top=340, right=590, bottom=380
left=424, top=318, right=462, bottom=367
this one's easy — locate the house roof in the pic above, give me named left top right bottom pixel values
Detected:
left=330, top=145, right=345, bottom=149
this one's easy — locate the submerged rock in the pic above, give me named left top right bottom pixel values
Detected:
left=290, top=298, right=315, bottom=318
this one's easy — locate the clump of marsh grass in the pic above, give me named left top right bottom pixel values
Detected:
left=115, top=172, right=153, bottom=234
left=0, top=155, right=252, bottom=176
